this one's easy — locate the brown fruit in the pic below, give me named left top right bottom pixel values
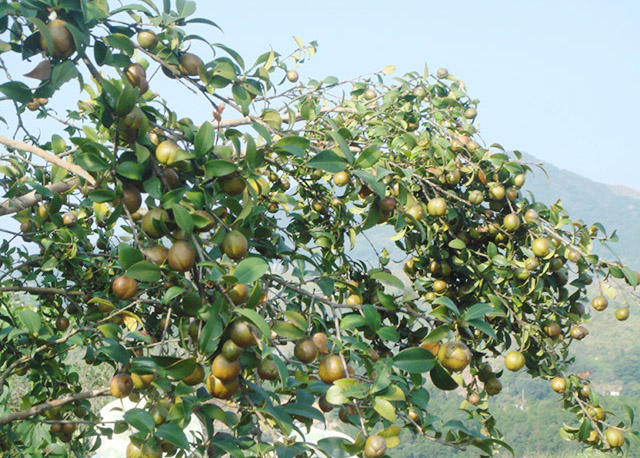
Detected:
left=179, top=53, right=204, bottom=76
left=419, top=341, right=440, bottom=356
left=229, top=321, right=255, bottom=347
left=155, top=140, right=179, bottom=165
left=219, top=173, right=246, bottom=196
left=591, top=295, right=608, bottom=312
left=380, top=196, right=396, bottom=213
left=61, top=422, right=76, bottom=435
left=206, top=374, right=239, bottom=399
left=318, top=393, right=334, bottom=412
left=222, top=230, right=248, bottom=260
left=182, top=363, right=205, bottom=386
left=338, top=404, right=357, bottom=423
left=257, top=360, right=278, bottom=380
left=318, top=355, right=346, bottom=384
left=168, top=241, right=196, bottom=272
left=110, top=373, right=134, bottom=398
left=228, top=284, right=249, bottom=305
left=222, top=339, right=244, bottom=361
left=485, top=376, right=503, bottom=395
left=570, top=325, right=587, bottom=340
left=141, top=208, right=170, bottom=239
left=163, top=168, right=181, bottom=189
left=286, top=70, right=299, bottom=82
left=211, top=354, right=241, bottom=381
left=55, top=315, right=69, bottom=332
left=137, top=30, right=158, bottom=50
left=62, top=212, right=77, bottom=226
left=41, top=19, right=75, bottom=59
left=468, top=392, right=481, bottom=405
left=551, top=377, right=566, bottom=393
left=544, top=321, right=561, bottom=338
left=20, top=220, right=31, bottom=232
left=125, top=63, right=146, bottom=88
left=122, top=187, right=142, bottom=214
left=312, top=332, right=329, bottom=354
left=112, top=275, right=138, bottom=300
left=437, top=341, right=471, bottom=372
left=188, top=320, right=201, bottom=341
left=524, top=208, right=539, bottom=223
left=50, top=423, right=62, bottom=434
left=364, top=435, right=387, bottom=458
left=294, top=339, right=319, bottom=364
left=144, top=245, right=169, bottom=265
left=131, top=372, right=155, bottom=389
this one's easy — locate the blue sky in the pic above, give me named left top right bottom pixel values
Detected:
left=186, top=1, right=640, bottom=189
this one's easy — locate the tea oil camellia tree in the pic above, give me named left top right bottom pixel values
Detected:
left=0, top=0, right=638, bottom=456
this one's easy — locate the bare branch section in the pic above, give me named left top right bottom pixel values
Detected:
left=0, top=136, right=96, bottom=186
left=0, top=286, right=84, bottom=296
left=212, top=106, right=357, bottom=129
left=0, top=388, right=110, bottom=425
left=0, top=177, right=78, bottom=216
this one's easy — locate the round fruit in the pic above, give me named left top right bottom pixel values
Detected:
left=229, top=321, right=255, bottom=347
left=504, top=351, right=525, bottom=371
left=206, top=374, right=239, bottom=399
left=142, top=208, right=170, bottom=239
left=41, top=19, right=75, bottom=59
left=403, top=258, right=415, bottom=275
left=464, top=107, right=477, bottom=119
left=531, top=237, right=550, bottom=257
left=168, top=240, right=196, bottom=272
left=591, top=296, right=608, bottom=312
left=468, top=392, right=481, bottom=405
left=544, top=321, right=561, bottom=338
left=131, top=372, right=154, bottom=389
left=407, top=408, right=420, bottom=423
left=380, top=196, right=396, bottom=213
left=286, top=70, right=299, bottom=82
left=222, top=230, right=248, bottom=260
left=364, top=89, right=376, bottom=100
left=437, top=341, right=471, bottom=372
left=181, top=291, right=202, bottom=315
left=137, top=30, right=158, bottom=50
left=513, top=173, right=525, bottom=188
left=469, top=190, right=484, bottom=205
left=164, top=168, right=181, bottom=189
left=55, top=315, right=69, bottom=332
left=318, top=394, right=334, bottom=412
left=211, top=354, right=241, bottom=381
left=489, top=185, right=505, bottom=200
left=345, top=294, right=362, bottom=306
left=588, top=406, right=605, bottom=421
left=615, top=307, right=630, bottom=321
left=50, top=423, right=62, bottom=434
left=126, top=441, right=162, bottom=458
left=110, top=373, right=134, bottom=398
left=427, top=197, right=447, bottom=216
left=222, top=339, right=244, bottom=361
left=485, top=376, right=502, bottom=395
left=258, top=360, right=278, bottom=380
left=182, top=363, right=205, bottom=386
left=551, top=377, right=566, bottom=393
left=219, top=174, right=246, bottom=196
left=179, top=53, right=203, bottom=76
left=580, top=384, right=591, bottom=398
left=503, top=213, right=520, bottom=232
left=419, top=341, right=440, bottom=356
left=570, top=325, right=587, bottom=340
left=144, top=245, right=168, bottom=265
left=406, top=204, right=424, bottom=222
left=125, top=63, right=146, bottom=89
left=436, top=68, right=448, bottom=78
left=433, top=280, right=447, bottom=294
left=294, top=338, right=319, bottom=364
left=112, top=275, right=138, bottom=300
left=123, top=187, right=142, bottom=214
left=312, top=332, right=329, bottom=354
left=566, top=249, right=581, bottom=263
left=228, top=284, right=248, bottom=305
left=605, top=429, right=624, bottom=448
left=364, top=435, right=387, bottom=458
left=155, top=140, right=179, bottom=165
left=333, top=171, right=350, bottom=187
left=524, top=208, right=539, bottom=223
left=319, top=355, right=346, bottom=384
left=62, top=212, right=77, bottom=226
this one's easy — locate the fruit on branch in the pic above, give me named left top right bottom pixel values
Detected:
left=364, top=89, right=376, bottom=100
left=155, top=140, right=179, bottom=165
left=615, top=307, right=630, bottom=321
left=229, top=321, right=255, bottom=347
left=206, top=374, right=239, bottom=399
left=318, top=355, right=346, bottom=384
left=211, top=354, right=241, bottom=381
left=543, top=321, right=562, bottom=338
left=168, top=240, right=196, bottom=272
left=427, top=197, right=447, bottom=216
left=142, top=208, right=170, bottom=239
left=504, top=350, right=525, bottom=371
left=55, top=315, right=69, bottom=332
left=137, top=30, right=158, bottom=50
left=591, top=296, right=608, bottom=312
left=406, top=204, right=424, bottom=222
left=179, top=53, right=204, bottom=76
left=294, top=338, right=319, bottom=364
left=333, top=171, right=350, bottom=187
left=531, top=237, right=550, bottom=257
left=118, top=106, right=146, bottom=143
left=437, top=341, right=471, bottom=372
left=228, top=284, right=249, bottom=305
left=40, top=19, right=75, bottom=59
left=110, top=373, right=134, bottom=398
left=503, top=213, right=520, bottom=232
left=605, top=429, right=625, bottom=448
left=551, top=377, right=566, bottom=393
left=257, top=359, right=278, bottom=380
left=312, top=332, right=329, bottom=354
left=222, top=339, right=244, bottom=361
left=125, top=63, right=148, bottom=93
left=468, top=392, right=481, bottom=405
left=286, top=70, right=299, bottom=82
left=485, top=376, right=503, bottom=395
left=222, top=230, right=248, bottom=260
left=182, top=363, right=205, bottom=386
left=144, top=245, right=169, bottom=265
left=364, top=435, right=387, bottom=458
left=131, top=372, right=155, bottom=389
left=219, top=173, right=246, bottom=196
left=112, top=275, right=138, bottom=300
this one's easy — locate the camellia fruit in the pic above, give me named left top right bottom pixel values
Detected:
left=364, top=435, right=387, bottom=458
left=155, top=140, right=179, bottom=165
left=615, top=307, right=630, bottom=321
left=112, top=275, right=138, bottom=300
left=168, top=240, right=196, bottom=272
left=437, top=341, right=471, bottom=372
left=294, top=338, right=318, bottom=364
left=485, top=376, right=503, bottom=395
left=504, top=350, right=525, bottom=371
left=544, top=321, right=561, bottom=338
left=110, top=373, right=134, bottom=398
left=551, top=376, right=566, bottom=393
left=333, top=171, right=350, bottom=187
left=318, top=355, right=346, bottom=384
left=222, top=230, right=248, bottom=260
left=427, top=197, right=447, bottom=216
left=229, top=321, right=255, bottom=348
left=228, top=284, right=249, bottom=305
left=182, top=363, right=205, bottom=386
left=591, top=295, right=608, bottom=312
left=137, top=30, right=158, bottom=50
left=211, top=354, right=241, bottom=381
left=286, top=70, right=299, bottom=82
left=503, top=213, right=521, bottom=232
left=41, top=19, right=75, bottom=59
left=179, top=52, right=204, bottom=76
left=257, top=360, right=278, bottom=380
left=141, top=208, right=170, bottom=239
left=531, top=237, right=550, bottom=257
left=605, top=429, right=624, bottom=448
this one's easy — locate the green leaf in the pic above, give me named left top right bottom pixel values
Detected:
left=124, top=408, right=155, bottom=434
left=18, top=309, right=41, bottom=334
left=327, top=128, right=354, bottom=163
left=125, top=261, right=161, bottom=282
left=116, top=161, right=142, bottom=180
left=194, top=122, right=215, bottom=156
left=26, top=17, right=53, bottom=59
left=393, top=348, right=435, bottom=373
left=199, top=318, right=224, bottom=355
left=51, top=135, right=65, bottom=155
left=233, top=257, right=268, bottom=284
left=430, top=363, right=459, bottom=390
left=205, top=159, right=237, bottom=177
left=354, top=145, right=381, bottom=169
left=448, top=238, right=466, bottom=250
left=307, top=149, right=348, bottom=173
left=353, top=170, right=385, bottom=198
left=152, top=356, right=195, bottom=379
left=464, top=303, right=494, bottom=321
left=280, top=403, right=324, bottom=422
left=155, top=423, right=190, bottom=449
left=316, top=437, right=353, bottom=458
left=468, top=318, right=497, bottom=339
left=362, top=304, right=381, bottom=331
left=115, top=83, right=136, bottom=116
left=432, top=296, right=460, bottom=315
left=0, top=82, right=32, bottom=103
left=234, top=309, right=270, bottom=340
left=325, top=385, right=348, bottom=405
left=118, top=244, right=143, bottom=269
left=372, top=397, right=396, bottom=422
left=172, top=205, right=194, bottom=236
left=371, top=271, right=404, bottom=290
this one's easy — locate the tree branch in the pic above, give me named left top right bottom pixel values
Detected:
left=0, top=177, right=78, bottom=216
left=0, top=136, right=96, bottom=186
left=0, top=388, right=110, bottom=425
left=0, top=286, right=84, bottom=296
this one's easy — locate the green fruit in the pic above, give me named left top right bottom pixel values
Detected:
left=364, top=435, right=387, bottom=458
left=531, top=237, right=550, bottom=257
left=155, top=140, right=179, bottom=165
left=222, top=339, right=244, bottom=361
left=504, top=351, right=525, bottom=371
left=318, top=355, right=346, bottom=384
left=41, top=19, right=75, bottom=59
left=436, top=68, right=448, bottom=78
left=137, top=30, right=158, bottom=50
left=513, top=173, right=525, bottom=188
left=551, top=377, right=566, bottom=393
left=182, top=363, right=205, bottom=386
left=489, top=185, right=505, bottom=200
left=615, top=307, right=630, bottom=321
left=294, top=338, right=318, bottom=364
left=437, top=341, right=471, bottom=372
left=229, top=321, right=255, bottom=347
left=468, top=190, right=484, bottom=205
left=464, top=107, right=477, bottom=119
left=211, top=354, right=241, bottom=381
left=257, top=360, right=278, bottom=380
left=544, top=321, right=561, bottom=338
left=364, top=89, right=376, bottom=100
left=503, top=213, right=520, bottom=232
left=286, top=70, right=299, bottom=82
left=179, top=52, right=204, bottom=76
left=181, top=291, right=202, bottom=315
left=524, top=208, right=539, bottom=223
left=222, top=230, right=248, bottom=260
left=144, top=245, right=168, bottom=265
left=219, top=173, right=246, bottom=196
left=406, top=204, right=424, bottom=222
left=333, top=171, right=350, bottom=187
left=485, top=376, right=502, bottom=395
left=427, top=197, right=447, bottom=216
left=605, top=429, right=624, bottom=448
left=142, top=208, right=170, bottom=239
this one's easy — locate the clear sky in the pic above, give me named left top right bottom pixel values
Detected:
left=183, top=0, right=640, bottom=189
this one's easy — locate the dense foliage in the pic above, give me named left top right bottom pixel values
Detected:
left=0, top=0, right=637, bottom=456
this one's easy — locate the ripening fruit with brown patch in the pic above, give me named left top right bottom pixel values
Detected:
left=294, top=338, right=319, bottom=364
left=144, top=245, right=168, bottom=265
left=206, top=374, right=239, bottom=400
left=222, top=230, right=248, bottom=260
left=420, top=341, right=440, bottom=356
left=141, top=207, right=170, bottom=239
left=257, top=360, right=278, bottom=380
left=318, top=355, right=346, bottom=384
left=318, top=394, right=334, bottom=412
left=112, top=275, right=138, bottom=300
left=50, top=423, right=62, bottom=435
left=211, top=354, right=241, bottom=381
left=228, top=284, right=249, bottom=305
left=570, top=325, right=587, bottom=340
left=182, top=363, right=205, bottom=386
left=438, top=341, right=471, bottom=372
left=364, top=435, right=387, bottom=458
left=219, top=173, right=246, bottom=196
left=544, top=321, right=561, bottom=338
left=591, top=296, right=608, bottom=312
left=551, top=377, right=566, bottom=393
left=468, top=392, right=481, bottom=405
left=62, top=212, right=77, bottom=226
left=41, top=19, right=75, bottom=59
left=110, top=373, right=134, bottom=398
left=380, top=196, right=396, bottom=213
left=229, top=321, right=255, bottom=348
left=524, top=208, right=539, bottom=223
left=131, top=372, right=155, bottom=389
left=168, top=240, right=196, bottom=272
